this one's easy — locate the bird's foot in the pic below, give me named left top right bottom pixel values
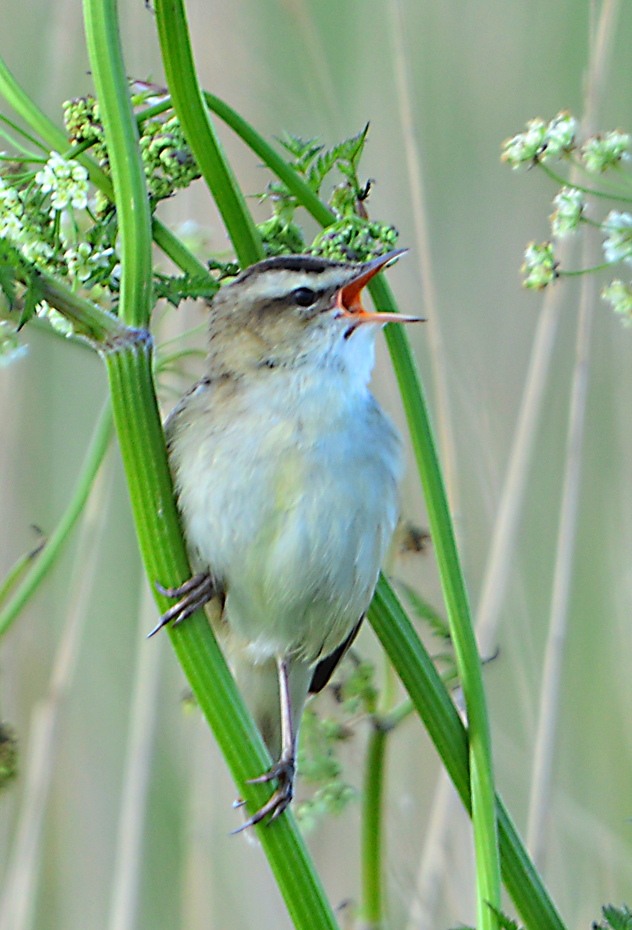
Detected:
left=149, top=572, right=217, bottom=637
left=232, top=758, right=295, bottom=832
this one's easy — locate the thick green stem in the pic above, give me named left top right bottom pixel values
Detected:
left=104, top=337, right=339, bottom=930
left=0, top=401, right=113, bottom=637
left=361, top=725, right=388, bottom=930
left=153, top=0, right=263, bottom=268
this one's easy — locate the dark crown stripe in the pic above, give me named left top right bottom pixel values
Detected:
left=237, top=254, right=351, bottom=281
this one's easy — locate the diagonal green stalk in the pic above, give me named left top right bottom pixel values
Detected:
left=198, top=93, right=500, bottom=929
left=83, top=0, right=152, bottom=328
left=369, top=576, right=566, bottom=930
left=80, top=2, right=338, bottom=928
left=153, top=0, right=263, bottom=269
left=361, top=725, right=388, bottom=930
left=0, top=400, right=113, bottom=637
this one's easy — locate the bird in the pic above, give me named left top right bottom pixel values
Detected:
left=154, top=249, right=421, bottom=828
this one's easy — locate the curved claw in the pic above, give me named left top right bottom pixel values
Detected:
left=149, top=572, right=217, bottom=637
left=232, top=759, right=295, bottom=832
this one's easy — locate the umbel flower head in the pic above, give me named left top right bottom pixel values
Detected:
left=602, top=211, right=632, bottom=265
left=582, top=130, right=630, bottom=173
left=550, top=187, right=585, bottom=238
left=521, top=242, right=557, bottom=289
left=34, top=152, right=89, bottom=213
left=502, top=112, right=577, bottom=169
left=602, top=280, right=632, bottom=325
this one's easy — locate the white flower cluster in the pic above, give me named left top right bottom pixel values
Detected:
left=35, top=300, right=74, bottom=337
left=521, top=242, right=557, bottom=289
left=502, top=112, right=577, bottom=169
left=64, top=241, right=114, bottom=282
left=550, top=187, right=585, bottom=237
left=582, top=131, right=630, bottom=174
left=34, top=151, right=89, bottom=213
left=602, top=211, right=632, bottom=265
left=0, top=177, right=53, bottom=269
left=602, top=280, right=632, bottom=326
left=0, top=181, right=24, bottom=239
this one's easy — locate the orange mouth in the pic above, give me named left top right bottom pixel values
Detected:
left=335, top=250, right=423, bottom=324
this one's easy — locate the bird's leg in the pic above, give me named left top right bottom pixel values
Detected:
left=149, top=572, right=217, bottom=637
left=234, top=658, right=297, bottom=831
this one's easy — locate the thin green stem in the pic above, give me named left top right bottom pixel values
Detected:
left=558, top=262, right=612, bottom=276
left=369, top=576, right=567, bottom=930
left=539, top=160, right=632, bottom=202
left=0, top=536, right=46, bottom=612
left=371, top=280, right=500, bottom=930
left=153, top=0, right=263, bottom=268
left=203, top=93, right=336, bottom=228
left=361, top=725, right=387, bottom=930
left=83, top=0, right=152, bottom=328
left=0, top=400, right=113, bottom=637
left=152, top=218, right=210, bottom=277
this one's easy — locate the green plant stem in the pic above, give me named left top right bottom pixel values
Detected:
left=83, top=0, right=152, bottom=328
left=369, top=576, right=567, bottom=930
left=104, top=337, right=339, bottom=930
left=361, top=725, right=387, bottom=930
left=0, top=400, right=113, bottom=637
left=203, top=93, right=336, bottom=227
left=0, top=538, right=45, bottom=613
left=153, top=0, right=263, bottom=268
left=34, top=269, right=124, bottom=342
left=369, top=280, right=500, bottom=930
left=538, top=161, right=632, bottom=202
left=152, top=217, right=209, bottom=277
left=79, top=4, right=339, bottom=925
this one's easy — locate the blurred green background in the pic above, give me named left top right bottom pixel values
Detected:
left=1, top=1, right=632, bottom=928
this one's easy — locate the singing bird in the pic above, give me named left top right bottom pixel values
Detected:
left=156, top=250, right=420, bottom=827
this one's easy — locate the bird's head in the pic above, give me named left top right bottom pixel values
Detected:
left=206, top=250, right=421, bottom=378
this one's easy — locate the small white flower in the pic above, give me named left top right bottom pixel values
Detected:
left=542, top=111, right=577, bottom=161
left=18, top=235, right=54, bottom=266
left=36, top=300, right=74, bottom=337
left=502, top=119, right=547, bottom=168
left=602, top=211, right=632, bottom=264
left=0, top=320, right=28, bottom=367
left=602, top=279, right=632, bottom=325
left=521, top=241, right=557, bottom=289
left=550, top=187, right=585, bottom=237
left=64, top=241, right=114, bottom=282
left=35, top=151, right=89, bottom=213
left=582, top=130, right=631, bottom=173
left=0, top=180, right=24, bottom=240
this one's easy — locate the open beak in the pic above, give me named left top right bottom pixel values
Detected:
left=334, top=249, right=424, bottom=324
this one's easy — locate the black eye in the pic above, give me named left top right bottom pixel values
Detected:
left=292, top=287, right=317, bottom=307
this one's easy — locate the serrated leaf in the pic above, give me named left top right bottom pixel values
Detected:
left=0, top=255, right=16, bottom=309
left=396, top=580, right=451, bottom=640
left=153, top=272, right=220, bottom=309
left=599, top=904, right=632, bottom=930
left=487, top=904, right=523, bottom=930
left=18, top=270, right=44, bottom=329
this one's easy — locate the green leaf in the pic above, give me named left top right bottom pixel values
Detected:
left=598, top=904, right=632, bottom=930
left=0, top=241, right=17, bottom=307
left=19, top=268, right=44, bottom=328
left=396, top=579, right=452, bottom=640
left=153, top=271, right=220, bottom=308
